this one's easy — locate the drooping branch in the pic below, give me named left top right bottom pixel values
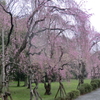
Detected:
left=59, top=46, right=63, bottom=62
left=89, top=40, right=100, bottom=51
left=35, top=25, right=77, bottom=35
left=27, top=0, right=49, bottom=28
left=15, top=27, right=66, bottom=59
left=28, top=48, right=44, bottom=56
left=5, top=62, right=20, bottom=75
left=14, top=0, right=78, bottom=59
left=29, top=17, right=46, bottom=32
left=0, top=3, right=14, bottom=46
left=15, top=17, right=46, bottom=58
left=14, top=33, right=28, bottom=58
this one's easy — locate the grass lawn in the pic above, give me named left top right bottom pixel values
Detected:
left=9, top=79, right=91, bottom=100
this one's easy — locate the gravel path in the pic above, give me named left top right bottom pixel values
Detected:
left=75, top=88, right=100, bottom=100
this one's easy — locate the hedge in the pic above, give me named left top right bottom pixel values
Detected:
left=91, top=79, right=100, bottom=88
left=54, top=79, right=100, bottom=100
left=54, top=90, right=80, bottom=100
left=67, top=90, right=80, bottom=100
left=78, top=83, right=92, bottom=95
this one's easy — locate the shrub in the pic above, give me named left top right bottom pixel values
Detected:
left=54, top=90, right=80, bottom=100
left=78, top=83, right=92, bottom=95
left=65, top=93, right=70, bottom=100
left=77, top=86, right=85, bottom=95
left=68, top=90, right=80, bottom=99
left=54, top=97, right=65, bottom=100
left=91, top=79, right=100, bottom=88
left=91, top=83, right=98, bottom=90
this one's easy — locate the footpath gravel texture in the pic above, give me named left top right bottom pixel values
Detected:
left=75, top=88, right=100, bottom=100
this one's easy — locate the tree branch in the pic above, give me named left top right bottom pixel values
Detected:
left=0, top=3, right=14, bottom=46
left=28, top=48, right=44, bottom=56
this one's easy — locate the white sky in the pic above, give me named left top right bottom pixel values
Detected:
left=75, top=0, right=100, bottom=32
left=6, top=0, right=100, bottom=33
left=53, top=0, right=100, bottom=33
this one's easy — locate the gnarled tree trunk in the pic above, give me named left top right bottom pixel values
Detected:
left=44, top=80, right=51, bottom=95
left=55, top=76, right=67, bottom=99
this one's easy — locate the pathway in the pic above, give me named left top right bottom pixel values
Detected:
left=75, top=88, right=100, bottom=100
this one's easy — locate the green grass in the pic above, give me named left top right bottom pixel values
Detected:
left=9, top=79, right=91, bottom=100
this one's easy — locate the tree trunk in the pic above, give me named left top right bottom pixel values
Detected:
left=33, top=81, right=42, bottom=100
left=2, top=92, right=13, bottom=100
left=23, top=76, right=28, bottom=87
left=0, top=74, right=2, bottom=94
left=77, top=74, right=84, bottom=88
left=27, top=76, right=30, bottom=89
left=55, top=76, right=67, bottom=99
left=29, top=74, right=33, bottom=100
left=44, top=82, right=51, bottom=95
left=17, top=78, right=20, bottom=87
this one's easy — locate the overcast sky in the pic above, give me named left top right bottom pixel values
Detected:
left=6, top=0, right=100, bottom=33
left=75, top=0, right=100, bottom=32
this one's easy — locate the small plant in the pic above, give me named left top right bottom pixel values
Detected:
left=68, top=90, right=80, bottom=99
left=54, top=97, right=65, bottom=100
left=91, top=83, right=98, bottom=90
left=78, top=83, right=92, bottom=95
left=65, top=94, right=70, bottom=100
left=91, top=79, right=100, bottom=87
left=54, top=90, right=80, bottom=100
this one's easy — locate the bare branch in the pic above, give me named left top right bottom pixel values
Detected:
left=0, top=3, right=14, bottom=46
left=28, top=48, right=44, bottom=56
